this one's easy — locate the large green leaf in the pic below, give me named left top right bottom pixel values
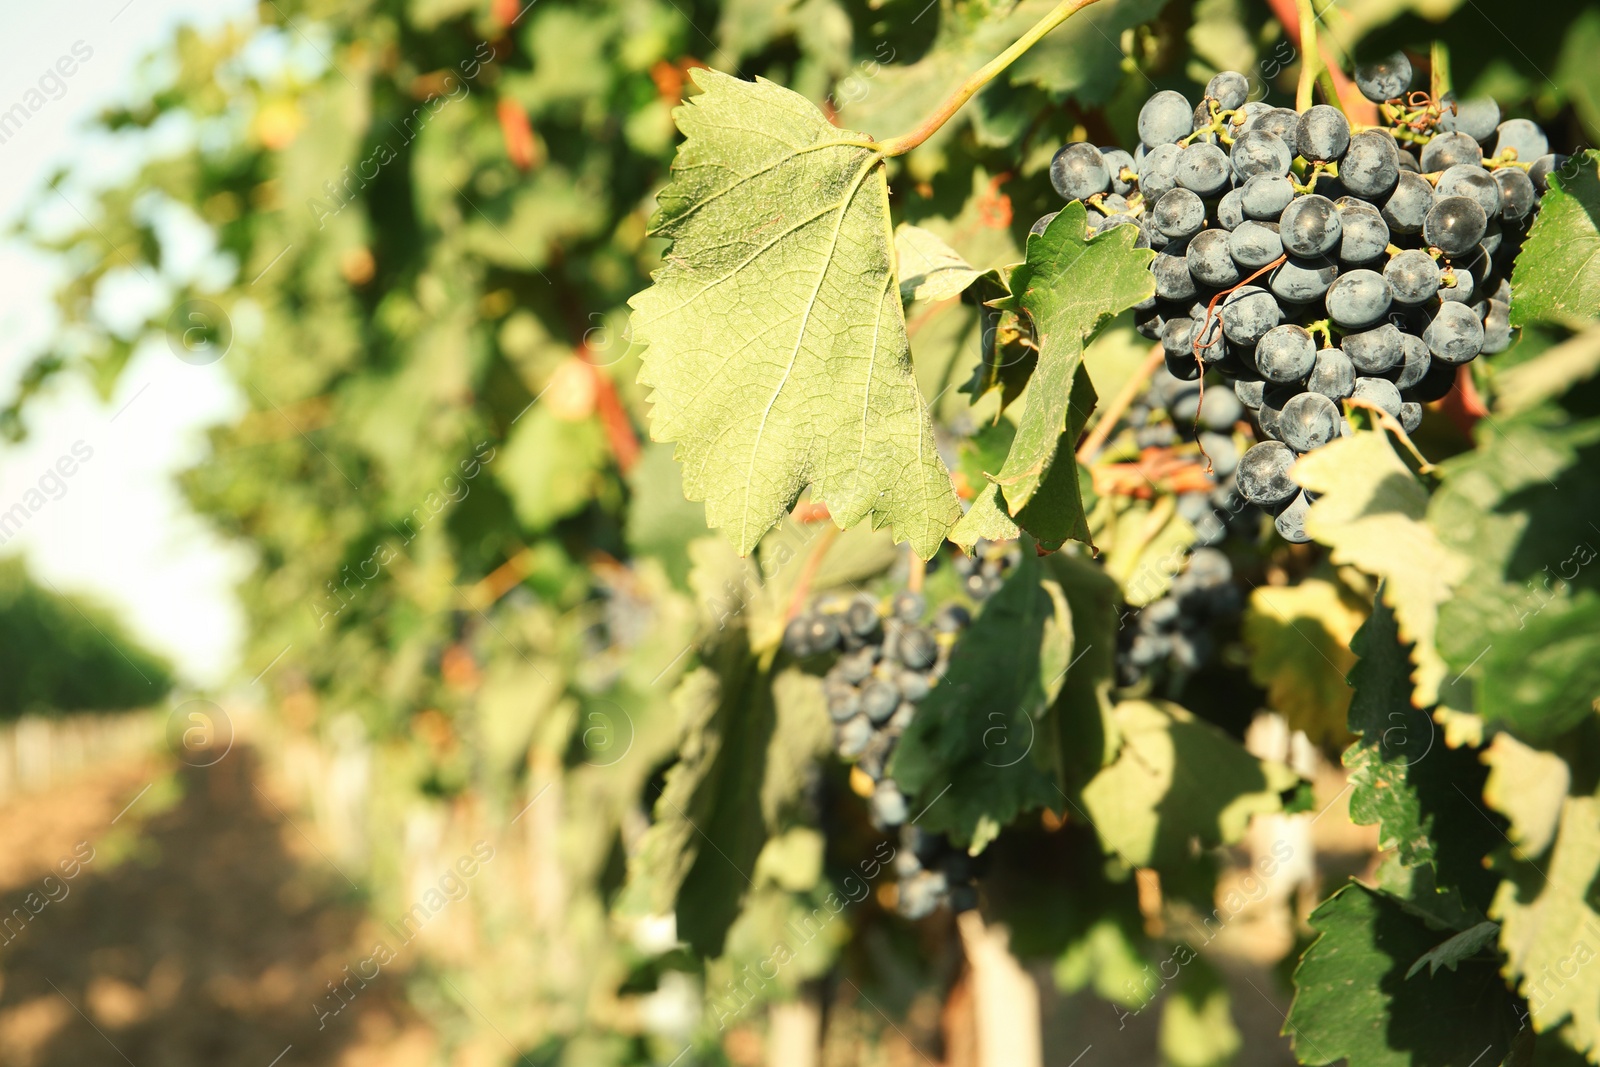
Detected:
left=631, top=69, right=960, bottom=558
left=1286, top=882, right=1524, bottom=1067
left=1511, top=151, right=1600, bottom=329
left=1295, top=430, right=1469, bottom=708
left=991, top=203, right=1154, bottom=514
left=1078, top=700, right=1297, bottom=869
left=1428, top=409, right=1600, bottom=743
left=614, top=649, right=830, bottom=957
left=889, top=548, right=1072, bottom=847
left=1341, top=595, right=1501, bottom=917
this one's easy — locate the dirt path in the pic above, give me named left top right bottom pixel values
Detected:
left=0, top=747, right=434, bottom=1067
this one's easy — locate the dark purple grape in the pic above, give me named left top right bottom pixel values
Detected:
left=1355, top=52, right=1412, bottom=103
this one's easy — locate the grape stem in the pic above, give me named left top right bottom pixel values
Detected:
left=869, top=0, right=1107, bottom=157
left=1076, top=342, right=1167, bottom=462
left=1344, top=397, right=1435, bottom=472
left=784, top=524, right=841, bottom=621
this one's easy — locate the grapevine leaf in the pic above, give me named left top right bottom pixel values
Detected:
left=1241, top=578, right=1363, bottom=743
left=1483, top=732, right=1570, bottom=860
left=1285, top=882, right=1523, bottom=1067
left=1493, top=790, right=1600, bottom=1060
left=1405, top=920, right=1500, bottom=979
left=889, top=548, right=1071, bottom=847
left=1342, top=593, right=1501, bottom=917
left=631, top=69, right=961, bottom=559
left=615, top=648, right=830, bottom=957
left=1428, top=409, right=1600, bottom=742
left=896, top=223, right=982, bottom=303
left=1042, top=549, right=1122, bottom=792
left=1510, top=150, right=1600, bottom=328
left=1295, top=429, right=1469, bottom=708
left=1079, top=700, right=1297, bottom=869
left=952, top=366, right=1100, bottom=550
left=990, top=203, right=1155, bottom=514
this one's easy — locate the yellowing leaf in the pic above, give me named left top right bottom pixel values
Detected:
left=1242, top=578, right=1364, bottom=743
left=1079, top=700, right=1298, bottom=868
left=631, top=69, right=960, bottom=558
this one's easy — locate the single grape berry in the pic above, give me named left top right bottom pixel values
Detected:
left=1216, top=187, right=1246, bottom=230
left=1352, top=375, right=1402, bottom=418
left=1425, top=301, right=1485, bottom=364
left=1438, top=96, right=1500, bottom=142
left=893, top=590, right=925, bottom=622
left=1237, top=441, right=1299, bottom=506
left=1436, top=164, right=1502, bottom=218
left=1230, top=220, right=1284, bottom=269
left=1493, top=167, right=1536, bottom=223
left=1419, top=131, right=1483, bottom=172
left=1241, top=174, right=1296, bottom=221
left=1384, top=249, right=1442, bottom=305
left=1050, top=143, right=1111, bottom=202
left=1230, top=130, right=1293, bottom=179
left=1355, top=52, right=1412, bottom=103
left=1341, top=322, right=1402, bottom=374
left=1336, top=197, right=1390, bottom=263
left=1255, top=324, right=1316, bottom=383
left=1307, top=346, right=1356, bottom=400
left=1139, top=90, right=1194, bottom=146
left=1280, top=194, right=1342, bottom=257
left=1154, top=188, right=1206, bottom=240
left=1100, top=147, right=1137, bottom=194
left=1325, top=269, right=1393, bottom=329
left=1175, top=142, right=1231, bottom=196
left=1152, top=247, right=1199, bottom=301
left=1274, top=489, right=1315, bottom=544
left=1423, top=196, right=1488, bottom=256
left=1269, top=255, right=1339, bottom=303
left=1400, top=402, right=1423, bottom=434
left=1493, top=118, right=1548, bottom=162
left=1480, top=297, right=1512, bottom=354
left=1187, top=229, right=1241, bottom=287
left=1393, top=331, right=1431, bottom=390
left=1278, top=391, right=1341, bottom=453
left=1220, top=286, right=1281, bottom=345
left=1296, top=105, right=1351, bottom=161
left=1380, top=172, right=1435, bottom=236
left=782, top=617, right=813, bottom=657
left=1206, top=70, right=1250, bottom=111
left=1341, top=130, right=1400, bottom=198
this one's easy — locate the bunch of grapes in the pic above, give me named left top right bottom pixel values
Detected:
left=1041, top=54, right=1562, bottom=542
left=1115, top=547, right=1242, bottom=685
left=1121, top=367, right=1265, bottom=547
left=782, top=543, right=1021, bottom=916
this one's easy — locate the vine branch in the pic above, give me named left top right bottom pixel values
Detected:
left=871, top=0, right=1108, bottom=156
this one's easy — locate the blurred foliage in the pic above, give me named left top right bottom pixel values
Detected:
left=0, top=557, right=173, bottom=717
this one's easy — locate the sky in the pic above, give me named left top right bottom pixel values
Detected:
left=0, top=0, right=255, bottom=687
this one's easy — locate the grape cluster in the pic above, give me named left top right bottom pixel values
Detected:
left=1041, top=56, right=1561, bottom=542
left=783, top=546, right=1019, bottom=916
left=1123, top=368, right=1265, bottom=546
left=1115, top=547, right=1241, bottom=685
